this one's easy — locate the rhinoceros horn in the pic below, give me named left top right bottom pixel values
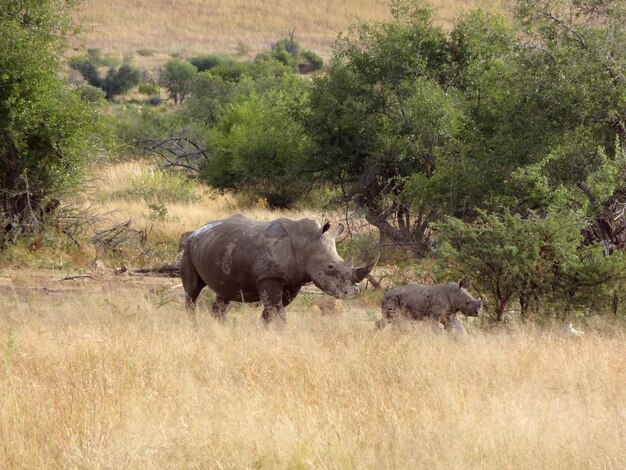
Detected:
left=351, top=252, right=380, bottom=283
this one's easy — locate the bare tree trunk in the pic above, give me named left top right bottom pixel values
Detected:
left=363, top=204, right=430, bottom=257
left=2, top=136, right=20, bottom=215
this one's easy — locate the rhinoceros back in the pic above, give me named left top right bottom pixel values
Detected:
left=185, top=215, right=306, bottom=302
left=382, top=284, right=437, bottom=319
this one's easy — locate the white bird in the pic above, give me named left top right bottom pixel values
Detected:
left=564, top=322, right=584, bottom=337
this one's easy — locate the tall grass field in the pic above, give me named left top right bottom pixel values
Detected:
left=1, top=284, right=625, bottom=468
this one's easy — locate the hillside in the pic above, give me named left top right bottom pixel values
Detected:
left=75, top=0, right=479, bottom=56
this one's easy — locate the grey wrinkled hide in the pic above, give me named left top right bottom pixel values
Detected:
left=180, top=214, right=378, bottom=323
left=178, top=231, right=193, bottom=253
left=377, top=282, right=482, bottom=334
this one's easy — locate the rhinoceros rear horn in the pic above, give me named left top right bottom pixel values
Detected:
left=351, top=252, right=380, bottom=283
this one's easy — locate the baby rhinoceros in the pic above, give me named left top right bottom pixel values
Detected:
left=377, top=281, right=482, bottom=334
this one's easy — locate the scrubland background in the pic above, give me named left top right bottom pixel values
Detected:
left=1, top=0, right=626, bottom=468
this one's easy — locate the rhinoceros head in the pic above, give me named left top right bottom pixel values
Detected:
left=306, top=222, right=379, bottom=299
left=455, top=281, right=482, bottom=317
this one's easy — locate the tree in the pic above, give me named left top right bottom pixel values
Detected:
left=205, top=75, right=311, bottom=208
left=306, top=1, right=465, bottom=254
left=0, top=0, right=105, bottom=238
left=160, top=58, right=197, bottom=104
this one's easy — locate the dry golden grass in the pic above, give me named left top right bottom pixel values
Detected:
left=89, top=160, right=317, bottom=245
left=1, top=283, right=625, bottom=468
left=75, top=0, right=480, bottom=57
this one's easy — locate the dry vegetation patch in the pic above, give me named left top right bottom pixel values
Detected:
left=1, top=283, right=625, bottom=468
left=75, top=0, right=480, bottom=56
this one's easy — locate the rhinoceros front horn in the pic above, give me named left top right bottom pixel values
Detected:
left=351, top=252, right=380, bottom=283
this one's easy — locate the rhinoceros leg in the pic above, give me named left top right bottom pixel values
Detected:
left=450, top=314, right=468, bottom=335
left=180, top=249, right=206, bottom=319
left=376, top=296, right=399, bottom=329
left=282, top=287, right=301, bottom=307
left=211, top=296, right=230, bottom=322
left=258, top=279, right=287, bottom=323
left=439, top=314, right=468, bottom=334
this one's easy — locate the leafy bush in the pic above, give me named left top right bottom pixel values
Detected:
left=1, top=0, right=108, bottom=243
left=70, top=56, right=142, bottom=100
left=102, top=63, right=142, bottom=99
left=138, top=82, right=159, bottom=96
left=86, top=48, right=119, bottom=67
left=210, top=61, right=250, bottom=82
left=301, top=50, right=323, bottom=71
left=186, top=72, right=237, bottom=124
left=205, top=77, right=312, bottom=208
left=78, top=84, right=106, bottom=102
left=435, top=208, right=626, bottom=321
left=115, top=106, right=183, bottom=150
left=69, top=57, right=102, bottom=88
left=189, top=54, right=233, bottom=72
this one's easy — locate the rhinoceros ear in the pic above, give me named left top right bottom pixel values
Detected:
left=459, top=280, right=470, bottom=289
left=321, top=221, right=331, bottom=234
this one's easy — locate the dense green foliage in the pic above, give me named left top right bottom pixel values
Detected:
left=435, top=208, right=626, bottom=320
left=113, top=0, right=626, bottom=318
left=0, top=0, right=106, bottom=236
left=204, top=75, right=311, bottom=208
left=70, top=50, right=142, bottom=100
left=256, top=34, right=324, bottom=72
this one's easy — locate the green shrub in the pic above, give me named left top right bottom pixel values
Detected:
left=301, top=50, right=323, bottom=71
left=210, top=61, right=250, bottom=82
left=205, top=79, right=312, bottom=208
left=115, top=107, right=181, bottom=149
left=69, top=57, right=102, bottom=88
left=435, top=208, right=626, bottom=321
left=189, top=54, right=233, bottom=72
left=102, top=63, right=142, bottom=99
left=138, top=82, right=159, bottom=96
left=78, top=84, right=106, bottom=102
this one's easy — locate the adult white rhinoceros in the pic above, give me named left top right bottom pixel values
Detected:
left=180, top=214, right=378, bottom=322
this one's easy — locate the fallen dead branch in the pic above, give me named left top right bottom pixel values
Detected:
left=127, top=264, right=180, bottom=277
left=59, top=274, right=95, bottom=281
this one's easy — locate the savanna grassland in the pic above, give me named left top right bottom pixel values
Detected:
left=1, top=276, right=625, bottom=468
left=1, top=161, right=626, bottom=468
left=75, top=0, right=480, bottom=56
left=2, top=0, right=626, bottom=468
